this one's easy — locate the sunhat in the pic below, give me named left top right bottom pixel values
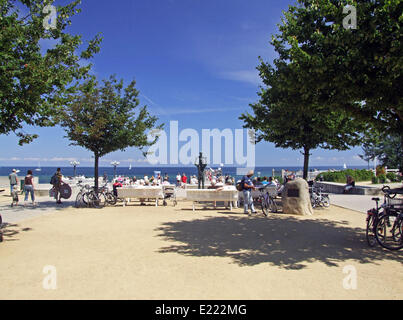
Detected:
left=247, top=170, right=254, bottom=176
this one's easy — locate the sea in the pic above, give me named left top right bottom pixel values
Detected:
left=0, top=165, right=368, bottom=184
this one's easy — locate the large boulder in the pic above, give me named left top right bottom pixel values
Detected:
left=282, top=178, right=314, bottom=215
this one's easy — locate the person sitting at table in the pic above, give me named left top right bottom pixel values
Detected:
left=267, top=177, right=278, bottom=187
left=190, top=175, right=198, bottom=185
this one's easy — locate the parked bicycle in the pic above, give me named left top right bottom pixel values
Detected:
left=374, top=186, right=403, bottom=251
left=96, top=184, right=117, bottom=206
left=256, top=185, right=278, bottom=216
left=75, top=182, right=104, bottom=208
left=366, top=196, right=385, bottom=247
left=310, top=185, right=330, bottom=208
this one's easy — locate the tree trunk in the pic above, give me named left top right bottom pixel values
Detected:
left=94, top=153, right=99, bottom=191
left=303, top=147, right=310, bottom=180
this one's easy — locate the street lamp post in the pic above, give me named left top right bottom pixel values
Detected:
left=194, top=152, right=207, bottom=189
left=111, top=161, right=120, bottom=178
left=70, top=160, right=80, bottom=177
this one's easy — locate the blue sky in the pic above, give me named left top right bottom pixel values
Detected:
left=0, top=0, right=368, bottom=168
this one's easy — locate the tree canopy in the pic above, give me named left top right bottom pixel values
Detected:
left=61, top=75, right=162, bottom=189
left=0, top=0, right=102, bottom=144
left=240, top=57, right=362, bottom=179
left=360, top=128, right=403, bottom=171
left=274, top=0, right=402, bottom=139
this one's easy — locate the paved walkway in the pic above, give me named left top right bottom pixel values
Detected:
left=329, top=194, right=380, bottom=213
left=0, top=193, right=75, bottom=224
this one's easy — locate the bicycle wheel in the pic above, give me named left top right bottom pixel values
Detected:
left=96, top=191, right=107, bottom=208
left=91, top=191, right=105, bottom=209
left=268, top=197, right=278, bottom=213
left=322, top=196, right=330, bottom=207
left=75, top=192, right=84, bottom=208
left=106, top=192, right=117, bottom=206
left=82, top=192, right=91, bottom=207
left=260, top=197, right=269, bottom=217
left=311, top=197, right=317, bottom=209
left=375, top=215, right=403, bottom=251
left=86, top=191, right=99, bottom=208
left=366, top=215, right=377, bottom=247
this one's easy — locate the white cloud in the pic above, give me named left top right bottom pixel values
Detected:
left=218, top=70, right=262, bottom=86
left=49, top=157, right=77, bottom=162
left=151, top=106, right=244, bottom=116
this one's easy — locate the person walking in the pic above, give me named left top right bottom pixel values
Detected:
left=51, top=168, right=64, bottom=204
left=24, top=170, right=36, bottom=206
left=242, top=170, right=257, bottom=215
left=9, top=169, right=18, bottom=195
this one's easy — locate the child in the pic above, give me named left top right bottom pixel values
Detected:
left=11, top=185, right=19, bottom=207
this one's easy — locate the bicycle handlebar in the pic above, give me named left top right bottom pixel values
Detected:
left=382, top=186, right=403, bottom=199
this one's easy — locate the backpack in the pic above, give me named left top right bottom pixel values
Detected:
left=236, top=179, right=245, bottom=191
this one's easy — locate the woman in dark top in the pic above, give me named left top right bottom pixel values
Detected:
left=24, top=170, right=36, bottom=205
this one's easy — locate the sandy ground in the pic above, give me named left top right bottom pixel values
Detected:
left=0, top=200, right=402, bottom=300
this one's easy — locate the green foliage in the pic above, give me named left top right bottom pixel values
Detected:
left=321, top=169, right=374, bottom=183
left=275, top=0, right=403, bottom=138
left=240, top=1, right=363, bottom=179
left=60, top=75, right=162, bottom=188
left=386, top=172, right=399, bottom=182
left=372, top=176, right=379, bottom=184
left=0, top=0, right=102, bottom=144
left=360, top=128, right=403, bottom=171
left=269, top=0, right=403, bottom=174
left=378, top=174, right=387, bottom=184
left=273, top=176, right=284, bottom=184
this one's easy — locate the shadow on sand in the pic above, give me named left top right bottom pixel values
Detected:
left=155, top=215, right=403, bottom=270
left=0, top=222, right=32, bottom=242
left=0, top=200, right=75, bottom=213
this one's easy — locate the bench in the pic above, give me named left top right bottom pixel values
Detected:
left=117, top=187, right=164, bottom=207
left=185, top=189, right=238, bottom=211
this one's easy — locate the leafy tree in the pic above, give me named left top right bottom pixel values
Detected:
left=240, top=61, right=361, bottom=180
left=0, top=0, right=102, bottom=144
left=360, top=129, right=403, bottom=171
left=271, top=0, right=403, bottom=169
left=61, top=75, right=162, bottom=189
